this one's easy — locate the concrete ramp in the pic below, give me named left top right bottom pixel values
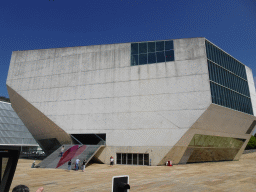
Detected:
left=37, top=144, right=104, bottom=169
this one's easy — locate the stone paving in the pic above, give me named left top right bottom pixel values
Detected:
left=10, top=152, right=256, bottom=191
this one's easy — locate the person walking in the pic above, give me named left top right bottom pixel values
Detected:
left=68, top=160, right=72, bottom=171
left=110, top=156, right=114, bottom=167
left=82, top=159, right=86, bottom=172
left=75, top=158, right=80, bottom=171
left=60, top=146, right=65, bottom=157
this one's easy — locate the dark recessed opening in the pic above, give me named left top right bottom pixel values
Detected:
left=71, top=134, right=106, bottom=145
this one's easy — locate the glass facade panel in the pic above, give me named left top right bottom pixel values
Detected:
left=148, top=53, right=156, bottom=64
left=165, top=40, right=174, bottom=50
left=206, top=40, right=253, bottom=115
left=139, top=154, right=143, bottom=165
left=131, top=40, right=174, bottom=66
left=117, top=153, right=121, bottom=164
left=148, top=42, right=155, bottom=52
left=133, top=153, right=137, bottom=165
left=189, top=134, right=245, bottom=149
left=139, top=43, right=147, bottom=54
left=144, top=154, right=149, bottom=165
left=165, top=50, right=174, bottom=61
left=116, top=153, right=149, bottom=166
left=186, top=134, right=246, bottom=163
left=122, top=153, right=126, bottom=164
left=127, top=153, right=132, bottom=165
left=156, top=51, right=165, bottom=63
left=131, top=43, right=139, bottom=54
left=156, top=41, right=164, bottom=51
left=131, top=55, right=138, bottom=66
left=139, top=54, right=147, bottom=65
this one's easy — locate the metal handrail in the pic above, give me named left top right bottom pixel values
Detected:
left=70, top=134, right=106, bottom=145
left=70, top=135, right=83, bottom=145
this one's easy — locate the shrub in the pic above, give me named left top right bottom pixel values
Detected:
left=245, top=136, right=256, bottom=150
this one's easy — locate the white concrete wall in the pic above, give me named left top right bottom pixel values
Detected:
left=7, top=38, right=211, bottom=147
left=245, top=66, right=256, bottom=116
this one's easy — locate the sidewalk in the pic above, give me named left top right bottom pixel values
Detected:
left=10, top=152, right=256, bottom=191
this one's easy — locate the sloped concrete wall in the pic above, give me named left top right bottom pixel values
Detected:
left=160, top=104, right=256, bottom=165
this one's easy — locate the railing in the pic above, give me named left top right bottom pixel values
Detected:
left=97, top=140, right=106, bottom=145
left=70, top=134, right=106, bottom=146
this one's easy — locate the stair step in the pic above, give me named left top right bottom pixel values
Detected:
left=37, top=144, right=104, bottom=170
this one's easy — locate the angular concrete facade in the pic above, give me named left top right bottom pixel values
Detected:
left=6, top=37, right=256, bottom=165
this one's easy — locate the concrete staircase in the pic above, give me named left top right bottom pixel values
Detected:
left=36, top=144, right=104, bottom=170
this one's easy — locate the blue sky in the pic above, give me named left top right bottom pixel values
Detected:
left=0, top=0, right=256, bottom=98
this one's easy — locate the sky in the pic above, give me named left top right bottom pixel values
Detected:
left=0, top=0, right=256, bottom=98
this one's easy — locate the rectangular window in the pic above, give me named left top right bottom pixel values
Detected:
left=117, top=153, right=121, bottom=164
left=131, top=43, right=139, bottom=55
left=133, top=154, right=137, bottom=165
left=139, top=154, right=143, bottom=165
left=148, top=42, right=155, bottom=52
left=139, top=43, right=147, bottom=54
left=165, top=40, right=173, bottom=51
left=156, top=51, right=165, bottom=63
left=165, top=50, right=174, bottom=61
left=144, top=154, right=149, bottom=165
left=131, top=40, right=174, bottom=66
left=122, top=153, right=126, bottom=164
left=148, top=53, right=156, bottom=64
left=131, top=55, right=139, bottom=66
left=139, top=54, right=147, bottom=65
left=156, top=41, right=164, bottom=51
left=127, top=153, right=132, bottom=165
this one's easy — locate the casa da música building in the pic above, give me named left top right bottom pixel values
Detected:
left=6, top=37, right=256, bottom=165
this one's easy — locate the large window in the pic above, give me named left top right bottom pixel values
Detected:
left=184, top=134, right=246, bottom=163
left=131, top=40, right=174, bottom=66
left=116, top=153, right=149, bottom=166
left=189, top=134, right=245, bottom=149
left=206, top=40, right=253, bottom=115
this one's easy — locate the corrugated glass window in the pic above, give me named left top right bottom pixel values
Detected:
left=206, top=40, right=253, bottom=115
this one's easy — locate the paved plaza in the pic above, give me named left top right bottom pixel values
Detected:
left=10, top=152, right=256, bottom=191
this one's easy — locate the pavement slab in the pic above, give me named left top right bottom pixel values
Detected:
left=9, top=152, right=256, bottom=191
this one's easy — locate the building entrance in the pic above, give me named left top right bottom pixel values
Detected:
left=116, top=153, right=149, bottom=165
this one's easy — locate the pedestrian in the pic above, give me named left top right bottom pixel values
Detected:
left=68, top=160, right=71, bottom=171
left=82, top=159, right=86, bottom=172
left=75, top=158, right=80, bottom=171
left=60, top=146, right=65, bottom=157
left=110, top=156, right=114, bottom=166
left=31, top=161, right=36, bottom=168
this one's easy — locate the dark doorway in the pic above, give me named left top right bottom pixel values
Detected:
left=71, top=134, right=106, bottom=145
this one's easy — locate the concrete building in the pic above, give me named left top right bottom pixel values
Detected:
left=0, top=101, right=38, bottom=152
left=6, top=37, right=256, bottom=165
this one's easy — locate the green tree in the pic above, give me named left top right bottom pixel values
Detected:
left=246, top=136, right=256, bottom=150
